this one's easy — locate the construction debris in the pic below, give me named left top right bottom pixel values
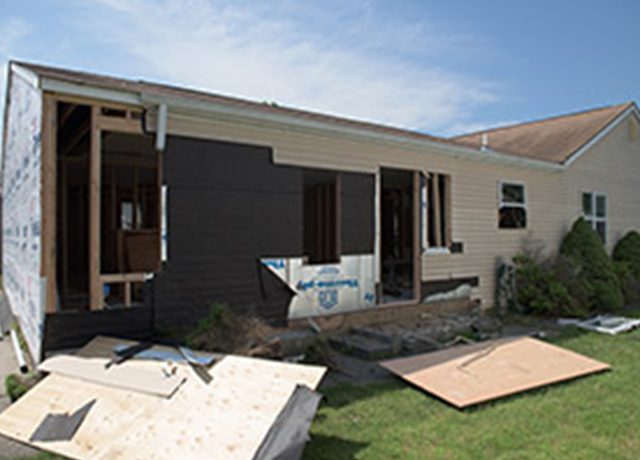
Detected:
left=0, top=336, right=326, bottom=460
left=29, top=400, right=96, bottom=442
left=558, top=315, right=640, bottom=335
left=38, top=355, right=186, bottom=398
left=252, top=385, right=323, bottom=460
left=381, top=336, right=610, bottom=409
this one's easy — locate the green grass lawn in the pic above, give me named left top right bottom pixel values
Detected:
left=15, top=328, right=640, bottom=460
left=303, top=329, right=640, bottom=460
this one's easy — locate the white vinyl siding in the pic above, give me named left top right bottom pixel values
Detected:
left=160, top=108, right=640, bottom=309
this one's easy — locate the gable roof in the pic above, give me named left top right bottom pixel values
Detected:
left=9, top=60, right=637, bottom=170
left=451, top=102, right=638, bottom=165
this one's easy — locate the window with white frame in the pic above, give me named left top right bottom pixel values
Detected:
left=582, top=191, right=607, bottom=243
left=499, top=182, right=527, bottom=229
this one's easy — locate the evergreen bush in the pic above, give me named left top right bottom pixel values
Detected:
left=513, top=254, right=581, bottom=316
left=559, top=218, right=623, bottom=311
left=613, top=231, right=640, bottom=279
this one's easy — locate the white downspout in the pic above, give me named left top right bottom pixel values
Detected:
left=155, top=103, right=168, bottom=152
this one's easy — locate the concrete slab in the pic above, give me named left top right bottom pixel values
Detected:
left=329, top=330, right=394, bottom=360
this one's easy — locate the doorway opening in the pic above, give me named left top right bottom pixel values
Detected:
left=56, top=102, right=91, bottom=309
left=303, top=170, right=340, bottom=264
left=380, top=168, right=418, bottom=303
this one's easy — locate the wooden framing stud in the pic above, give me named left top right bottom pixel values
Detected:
left=41, top=95, right=58, bottom=313
left=89, top=105, right=102, bottom=310
left=123, top=282, right=132, bottom=307
left=413, top=171, right=422, bottom=303
left=432, top=173, right=442, bottom=248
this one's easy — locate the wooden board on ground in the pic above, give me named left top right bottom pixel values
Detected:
left=0, top=337, right=326, bottom=460
left=380, top=336, right=610, bottom=409
left=38, top=355, right=185, bottom=398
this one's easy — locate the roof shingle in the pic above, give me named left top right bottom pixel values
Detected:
left=451, top=102, right=636, bottom=164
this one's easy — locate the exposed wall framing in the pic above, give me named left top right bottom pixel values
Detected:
left=43, top=93, right=158, bottom=312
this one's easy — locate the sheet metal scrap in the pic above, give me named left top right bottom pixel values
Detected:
left=559, top=315, right=640, bottom=335
left=29, top=399, right=96, bottom=443
left=111, top=342, right=215, bottom=384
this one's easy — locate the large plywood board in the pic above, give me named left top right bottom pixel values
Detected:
left=381, top=337, right=610, bottom=408
left=2, top=66, right=44, bottom=361
left=0, top=339, right=326, bottom=460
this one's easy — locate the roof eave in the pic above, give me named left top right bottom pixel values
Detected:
left=26, top=63, right=563, bottom=172
left=141, top=91, right=565, bottom=172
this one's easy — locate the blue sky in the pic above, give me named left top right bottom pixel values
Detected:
left=1, top=0, right=638, bottom=136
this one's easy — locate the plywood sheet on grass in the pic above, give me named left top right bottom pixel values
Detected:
left=0, top=343, right=326, bottom=459
left=380, top=337, right=610, bottom=408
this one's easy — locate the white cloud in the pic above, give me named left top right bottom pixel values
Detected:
left=0, top=17, right=30, bottom=58
left=72, top=0, right=498, bottom=133
left=0, top=17, right=31, bottom=162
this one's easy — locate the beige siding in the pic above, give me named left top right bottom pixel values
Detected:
left=163, top=111, right=640, bottom=309
left=565, top=115, right=640, bottom=253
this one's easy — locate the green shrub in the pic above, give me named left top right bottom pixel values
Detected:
left=5, top=374, right=29, bottom=402
left=613, top=231, right=640, bottom=279
left=513, top=254, right=580, bottom=316
left=186, top=303, right=245, bottom=352
left=559, top=218, right=623, bottom=311
left=613, top=260, right=640, bottom=304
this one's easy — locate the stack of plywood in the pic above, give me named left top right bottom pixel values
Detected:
left=0, top=336, right=326, bottom=460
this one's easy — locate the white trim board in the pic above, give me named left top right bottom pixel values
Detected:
left=564, top=106, right=640, bottom=167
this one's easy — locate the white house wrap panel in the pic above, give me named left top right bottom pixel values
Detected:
left=262, top=255, right=376, bottom=318
left=2, top=70, right=44, bottom=361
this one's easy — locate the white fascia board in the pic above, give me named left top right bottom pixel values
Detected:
left=40, top=77, right=141, bottom=106
left=141, top=92, right=564, bottom=172
left=564, top=106, right=640, bottom=167
left=10, top=63, right=40, bottom=89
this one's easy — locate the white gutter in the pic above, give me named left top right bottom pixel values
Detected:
left=140, top=92, right=565, bottom=172
left=38, top=73, right=564, bottom=172
left=40, top=77, right=141, bottom=106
